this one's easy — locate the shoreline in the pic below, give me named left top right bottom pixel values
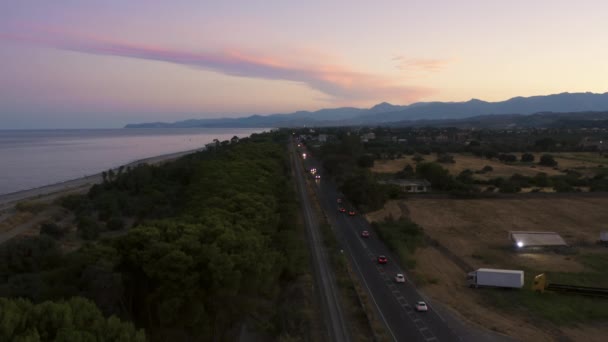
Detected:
left=0, top=147, right=204, bottom=209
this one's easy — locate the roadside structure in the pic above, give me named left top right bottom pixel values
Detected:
left=509, top=231, right=568, bottom=249
left=379, top=179, right=431, bottom=193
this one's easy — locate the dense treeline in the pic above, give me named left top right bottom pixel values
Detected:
left=304, top=126, right=607, bottom=161
left=0, top=297, right=145, bottom=341
left=314, top=133, right=397, bottom=212
left=0, top=132, right=309, bottom=341
left=371, top=218, right=425, bottom=269
left=302, top=127, right=608, bottom=198
left=402, top=161, right=608, bottom=194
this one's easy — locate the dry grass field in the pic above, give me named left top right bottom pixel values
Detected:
left=371, top=152, right=608, bottom=180
left=367, top=196, right=608, bottom=341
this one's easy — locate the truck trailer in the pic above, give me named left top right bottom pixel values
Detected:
left=467, top=268, right=524, bottom=289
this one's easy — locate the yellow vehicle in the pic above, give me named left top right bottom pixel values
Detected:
left=532, top=273, right=608, bottom=297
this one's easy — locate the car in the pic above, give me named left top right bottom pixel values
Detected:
left=348, top=210, right=356, bottom=216
left=338, top=207, right=346, bottom=213
left=337, top=198, right=343, bottom=204
left=415, top=301, right=428, bottom=312
left=377, top=255, right=388, bottom=264
left=395, top=273, right=405, bottom=283
left=361, top=230, right=370, bottom=238
left=314, top=174, right=321, bottom=179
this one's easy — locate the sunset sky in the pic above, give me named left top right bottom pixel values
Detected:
left=1, top=1, right=607, bottom=128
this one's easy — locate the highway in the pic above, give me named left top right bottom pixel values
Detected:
left=289, top=140, right=351, bottom=342
left=298, top=143, right=459, bottom=342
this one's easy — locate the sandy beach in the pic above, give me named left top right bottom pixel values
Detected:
left=0, top=147, right=203, bottom=211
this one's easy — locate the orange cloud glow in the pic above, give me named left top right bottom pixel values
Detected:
left=1, top=27, right=436, bottom=104
left=393, top=56, right=451, bottom=72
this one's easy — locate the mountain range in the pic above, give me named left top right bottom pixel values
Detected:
left=125, top=92, right=608, bottom=129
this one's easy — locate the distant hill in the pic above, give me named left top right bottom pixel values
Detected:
left=390, top=111, right=608, bottom=129
left=125, top=92, right=608, bottom=128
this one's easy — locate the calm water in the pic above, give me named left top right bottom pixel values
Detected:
left=0, top=128, right=266, bottom=195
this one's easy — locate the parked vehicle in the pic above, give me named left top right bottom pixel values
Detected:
left=532, top=273, right=608, bottom=297
left=467, top=268, right=524, bottom=289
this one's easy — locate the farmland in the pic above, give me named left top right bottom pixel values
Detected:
left=371, top=152, right=608, bottom=180
left=367, top=196, right=608, bottom=341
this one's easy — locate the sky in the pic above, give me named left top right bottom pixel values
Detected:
left=1, top=0, right=607, bottom=128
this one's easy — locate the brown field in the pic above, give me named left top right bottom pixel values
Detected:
left=367, top=196, right=608, bottom=341
left=371, top=152, right=608, bottom=180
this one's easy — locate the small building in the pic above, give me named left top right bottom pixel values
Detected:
left=509, top=231, right=568, bottom=249
left=435, top=134, right=449, bottom=143
left=415, top=136, right=432, bottom=144
left=318, top=134, right=328, bottom=142
left=600, top=231, right=608, bottom=246
left=579, top=137, right=607, bottom=151
left=360, top=132, right=376, bottom=142
left=380, top=179, right=431, bottom=193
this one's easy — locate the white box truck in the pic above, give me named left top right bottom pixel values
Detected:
left=467, top=268, right=524, bottom=289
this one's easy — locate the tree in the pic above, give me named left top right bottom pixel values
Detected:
left=39, top=222, right=66, bottom=239
left=396, top=164, right=415, bottom=178
left=521, top=153, right=535, bottom=163
left=106, top=217, right=125, bottom=231
left=499, top=181, right=521, bottom=193
left=457, top=169, right=474, bottom=184
left=482, top=165, right=493, bottom=172
left=535, top=138, right=556, bottom=150
left=357, top=154, right=375, bottom=168
left=539, top=154, right=558, bottom=167
left=533, top=172, right=551, bottom=187
left=436, top=153, right=455, bottom=164
left=416, top=162, right=453, bottom=190
left=553, top=180, right=574, bottom=192
left=412, top=154, right=425, bottom=163
left=484, top=150, right=498, bottom=159
left=498, top=154, right=517, bottom=163
left=77, top=216, right=100, bottom=240
left=0, top=297, right=145, bottom=341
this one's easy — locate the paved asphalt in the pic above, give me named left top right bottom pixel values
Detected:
left=290, top=141, right=351, bottom=342
left=299, top=145, right=459, bottom=342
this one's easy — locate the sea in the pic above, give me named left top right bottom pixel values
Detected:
left=0, top=128, right=266, bottom=195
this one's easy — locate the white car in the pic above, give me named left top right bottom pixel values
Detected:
left=415, top=301, right=428, bottom=312
left=395, top=274, right=405, bottom=283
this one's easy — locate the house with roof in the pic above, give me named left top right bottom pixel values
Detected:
left=379, top=179, right=431, bottom=193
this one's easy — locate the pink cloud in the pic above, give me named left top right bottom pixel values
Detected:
left=393, top=56, right=451, bottom=72
left=1, top=27, right=435, bottom=104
